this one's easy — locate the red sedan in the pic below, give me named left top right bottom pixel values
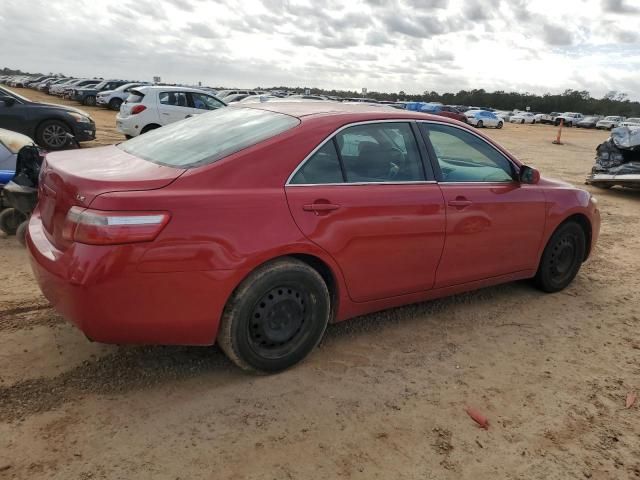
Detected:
left=27, top=103, right=600, bottom=372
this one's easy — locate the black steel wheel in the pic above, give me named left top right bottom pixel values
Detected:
left=535, top=222, right=586, bottom=293
left=218, top=257, right=330, bottom=373
left=16, top=220, right=28, bottom=247
left=36, top=120, right=71, bottom=150
left=0, top=208, right=26, bottom=235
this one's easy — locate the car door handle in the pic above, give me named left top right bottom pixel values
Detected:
left=303, top=203, right=341, bottom=213
left=448, top=198, right=472, bottom=209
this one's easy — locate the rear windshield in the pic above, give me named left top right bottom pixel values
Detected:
left=118, top=107, right=300, bottom=168
left=126, top=90, right=145, bottom=103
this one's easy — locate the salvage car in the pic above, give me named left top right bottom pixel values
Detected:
left=621, top=117, right=640, bottom=127
left=596, top=116, right=624, bottom=130
left=576, top=116, right=601, bottom=129
left=26, top=103, right=600, bottom=373
left=73, top=79, right=130, bottom=106
left=96, top=82, right=149, bottom=110
left=468, top=110, right=503, bottom=128
left=116, top=86, right=226, bottom=138
left=587, top=126, right=640, bottom=189
left=510, top=112, right=537, bottom=124
left=0, top=86, right=95, bottom=150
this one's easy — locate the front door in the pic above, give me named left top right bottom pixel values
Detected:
left=419, top=122, right=546, bottom=288
left=286, top=121, right=446, bottom=303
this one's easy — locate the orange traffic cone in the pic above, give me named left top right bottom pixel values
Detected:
left=552, top=119, right=564, bottom=145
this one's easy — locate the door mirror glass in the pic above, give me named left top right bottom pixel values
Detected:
left=519, top=165, right=540, bottom=184
left=0, top=96, right=16, bottom=107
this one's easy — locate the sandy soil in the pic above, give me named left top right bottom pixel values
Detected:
left=1, top=88, right=639, bottom=480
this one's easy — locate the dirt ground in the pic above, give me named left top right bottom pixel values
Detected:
left=1, top=88, right=639, bottom=480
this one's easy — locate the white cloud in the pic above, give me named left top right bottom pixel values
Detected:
left=1, top=0, right=639, bottom=99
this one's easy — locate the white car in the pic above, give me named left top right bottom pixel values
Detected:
left=620, top=117, right=640, bottom=127
left=467, top=110, right=503, bottom=128
left=116, top=86, right=226, bottom=138
left=596, top=116, right=624, bottom=130
left=510, top=112, right=537, bottom=124
left=97, top=82, right=150, bottom=110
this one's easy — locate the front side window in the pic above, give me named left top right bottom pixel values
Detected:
left=190, top=93, right=224, bottom=110
left=423, top=123, right=514, bottom=183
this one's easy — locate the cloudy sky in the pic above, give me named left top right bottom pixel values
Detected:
left=2, top=0, right=639, bottom=99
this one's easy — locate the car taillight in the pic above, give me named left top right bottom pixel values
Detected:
left=130, top=105, right=146, bottom=115
left=63, top=207, right=170, bottom=245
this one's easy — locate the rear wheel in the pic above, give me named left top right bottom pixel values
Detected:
left=0, top=208, right=26, bottom=235
left=476, top=120, right=484, bottom=128
left=83, top=95, right=96, bottom=106
left=140, top=124, right=160, bottom=134
left=497, top=121, right=503, bottom=129
left=16, top=220, right=28, bottom=247
left=535, top=222, right=586, bottom=293
left=217, top=257, right=330, bottom=373
left=108, top=98, right=123, bottom=110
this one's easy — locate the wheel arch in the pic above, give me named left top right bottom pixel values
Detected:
left=553, top=213, right=593, bottom=261
left=140, top=123, right=161, bottom=134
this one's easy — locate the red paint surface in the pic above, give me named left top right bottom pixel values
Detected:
left=27, top=104, right=601, bottom=345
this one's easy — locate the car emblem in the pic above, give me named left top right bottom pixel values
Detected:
left=75, top=193, right=86, bottom=203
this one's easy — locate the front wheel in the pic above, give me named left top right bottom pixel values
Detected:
left=496, top=121, right=503, bottom=129
left=36, top=120, right=71, bottom=150
left=217, top=257, right=330, bottom=373
left=83, top=95, right=96, bottom=106
left=109, top=98, right=123, bottom=110
left=476, top=120, right=483, bottom=128
left=534, top=222, right=586, bottom=293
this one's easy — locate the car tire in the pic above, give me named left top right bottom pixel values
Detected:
left=36, top=120, right=71, bottom=150
left=0, top=208, right=26, bottom=236
left=16, top=220, right=28, bottom=247
left=534, top=221, right=586, bottom=293
left=521, top=119, right=525, bottom=124
left=497, top=121, right=503, bottom=129
left=140, top=124, right=160, bottom=134
left=217, top=257, right=330, bottom=373
left=591, top=182, right=612, bottom=189
left=476, top=120, right=483, bottom=128
left=532, top=119, right=536, bottom=124
left=83, top=95, right=96, bottom=106
left=108, top=98, right=123, bottom=110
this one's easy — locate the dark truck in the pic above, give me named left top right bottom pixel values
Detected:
left=73, top=79, right=130, bottom=106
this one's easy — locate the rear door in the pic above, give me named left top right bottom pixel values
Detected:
left=157, top=91, right=192, bottom=125
left=419, top=121, right=546, bottom=287
left=0, top=96, right=30, bottom=136
left=286, top=121, right=446, bottom=303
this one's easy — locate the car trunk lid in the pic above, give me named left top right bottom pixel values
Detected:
left=38, top=145, right=184, bottom=250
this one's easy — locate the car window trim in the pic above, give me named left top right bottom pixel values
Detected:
left=417, top=120, right=519, bottom=184
left=286, top=119, right=435, bottom=186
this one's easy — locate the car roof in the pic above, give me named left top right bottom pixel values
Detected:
left=134, top=85, right=213, bottom=94
left=236, top=101, right=460, bottom=124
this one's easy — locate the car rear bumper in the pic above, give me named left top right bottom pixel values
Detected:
left=26, top=210, right=242, bottom=346
left=115, top=116, right=140, bottom=137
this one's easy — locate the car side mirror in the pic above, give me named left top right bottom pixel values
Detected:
left=519, top=165, right=540, bottom=184
left=0, top=96, right=16, bottom=107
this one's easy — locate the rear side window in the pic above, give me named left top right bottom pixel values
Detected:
left=118, top=107, right=300, bottom=168
left=126, top=90, right=145, bottom=103
left=160, top=91, right=188, bottom=107
left=290, top=142, right=343, bottom=184
left=336, top=123, right=424, bottom=182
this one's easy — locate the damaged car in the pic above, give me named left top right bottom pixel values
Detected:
left=587, top=126, right=640, bottom=189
